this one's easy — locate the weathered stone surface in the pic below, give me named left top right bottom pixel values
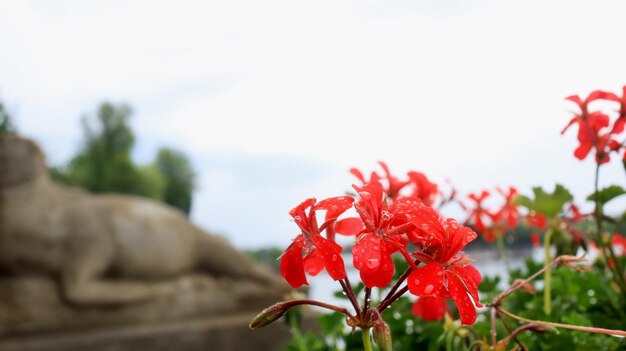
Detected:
left=0, top=312, right=293, bottom=351
left=0, top=275, right=281, bottom=336
left=0, top=134, right=292, bottom=347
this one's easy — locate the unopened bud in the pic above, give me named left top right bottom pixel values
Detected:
left=249, top=302, right=290, bottom=329
left=372, top=319, right=392, bottom=351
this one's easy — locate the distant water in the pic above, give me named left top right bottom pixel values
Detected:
left=307, top=248, right=545, bottom=310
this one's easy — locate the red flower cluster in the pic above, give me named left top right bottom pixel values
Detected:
left=350, top=161, right=442, bottom=204
left=463, top=190, right=492, bottom=233
left=280, top=196, right=357, bottom=288
left=280, top=164, right=483, bottom=325
left=462, top=187, right=521, bottom=243
left=408, top=204, right=483, bottom=324
left=562, top=86, right=626, bottom=164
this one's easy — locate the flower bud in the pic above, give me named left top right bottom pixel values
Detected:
left=249, top=302, right=290, bottom=329
left=372, top=318, right=392, bottom=351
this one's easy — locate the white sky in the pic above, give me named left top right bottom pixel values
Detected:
left=1, top=0, right=626, bottom=248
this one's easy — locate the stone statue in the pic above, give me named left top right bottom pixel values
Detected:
left=0, top=134, right=290, bottom=341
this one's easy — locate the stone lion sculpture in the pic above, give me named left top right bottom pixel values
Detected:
left=0, top=134, right=289, bottom=309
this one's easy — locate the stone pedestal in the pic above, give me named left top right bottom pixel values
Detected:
left=0, top=312, right=292, bottom=351
left=0, top=276, right=295, bottom=351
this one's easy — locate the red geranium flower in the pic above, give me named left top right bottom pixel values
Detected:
left=350, top=161, right=410, bottom=200
left=562, top=90, right=616, bottom=162
left=530, top=232, right=541, bottom=248
left=526, top=211, right=548, bottom=231
left=481, top=226, right=503, bottom=243
left=602, top=86, right=626, bottom=134
left=565, top=203, right=585, bottom=223
left=412, top=296, right=449, bottom=321
left=493, top=186, right=520, bottom=229
left=280, top=196, right=354, bottom=288
left=351, top=181, right=417, bottom=288
left=463, top=190, right=492, bottom=233
left=407, top=204, right=483, bottom=325
left=612, top=233, right=626, bottom=256
left=407, top=171, right=439, bottom=206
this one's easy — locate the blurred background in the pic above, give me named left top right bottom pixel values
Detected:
left=1, top=0, right=625, bottom=251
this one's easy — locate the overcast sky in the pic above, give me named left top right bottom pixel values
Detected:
left=1, top=0, right=626, bottom=249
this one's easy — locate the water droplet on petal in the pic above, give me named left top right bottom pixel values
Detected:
left=436, top=271, right=444, bottom=276
left=421, top=224, right=429, bottom=230
left=423, top=284, right=434, bottom=294
left=331, top=254, right=338, bottom=261
left=413, top=278, right=420, bottom=286
left=366, top=258, right=380, bottom=269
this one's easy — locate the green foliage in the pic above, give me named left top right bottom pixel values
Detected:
left=587, top=185, right=626, bottom=206
left=0, top=101, right=16, bottom=134
left=156, top=148, right=195, bottom=215
left=53, top=102, right=144, bottom=194
left=52, top=102, right=196, bottom=213
left=135, top=165, right=166, bottom=201
left=283, top=255, right=626, bottom=351
left=472, top=258, right=626, bottom=350
left=514, top=184, right=573, bottom=218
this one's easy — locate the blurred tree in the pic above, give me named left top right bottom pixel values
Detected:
left=52, top=101, right=196, bottom=214
left=156, top=147, right=196, bottom=215
left=136, top=164, right=167, bottom=201
left=53, top=102, right=148, bottom=195
left=0, top=101, right=16, bottom=134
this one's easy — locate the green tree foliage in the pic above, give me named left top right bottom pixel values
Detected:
left=52, top=102, right=145, bottom=194
left=156, top=148, right=196, bottom=215
left=0, top=101, right=16, bottom=134
left=52, top=102, right=196, bottom=214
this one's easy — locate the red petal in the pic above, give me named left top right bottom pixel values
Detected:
left=352, top=234, right=394, bottom=288
left=462, top=264, right=483, bottom=286
left=335, top=217, right=364, bottom=236
left=447, top=271, right=477, bottom=325
left=303, top=249, right=325, bottom=276
left=443, top=218, right=477, bottom=261
left=408, top=263, right=445, bottom=297
left=565, top=94, right=584, bottom=108
left=531, top=232, right=540, bottom=247
left=589, top=112, right=610, bottom=130
left=614, top=118, right=625, bottom=134
left=311, top=235, right=346, bottom=281
left=412, top=296, right=448, bottom=321
left=289, top=198, right=316, bottom=232
left=452, top=266, right=482, bottom=308
left=587, top=90, right=619, bottom=103
left=280, top=236, right=308, bottom=288
left=350, top=167, right=366, bottom=183
left=560, top=117, right=578, bottom=135
left=358, top=254, right=394, bottom=288
left=574, top=142, right=593, bottom=160
left=408, top=203, right=446, bottom=245
left=315, top=196, right=354, bottom=221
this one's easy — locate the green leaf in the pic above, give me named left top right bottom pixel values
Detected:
left=514, top=184, right=573, bottom=218
left=513, top=194, right=534, bottom=209
left=586, top=185, right=626, bottom=206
